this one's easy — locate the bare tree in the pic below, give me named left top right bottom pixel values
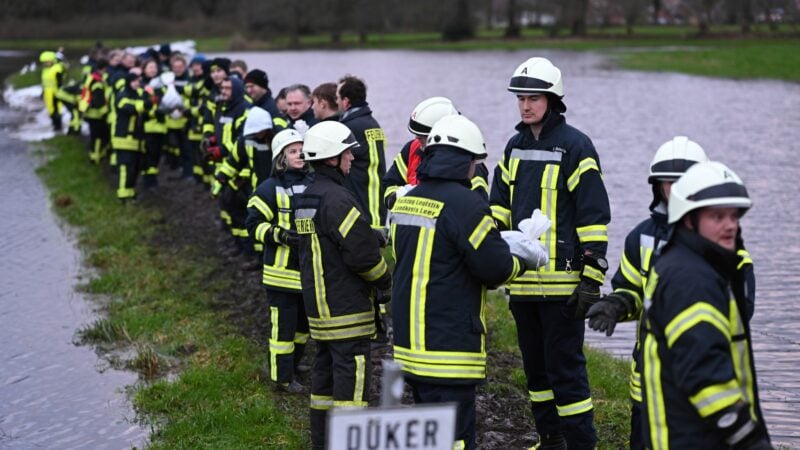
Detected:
left=568, top=0, right=590, bottom=36
left=505, top=0, right=521, bottom=37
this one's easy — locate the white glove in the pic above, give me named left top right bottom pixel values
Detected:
left=501, top=230, right=549, bottom=270
left=518, top=209, right=551, bottom=241
left=293, top=119, right=309, bottom=135
left=396, top=184, right=414, bottom=199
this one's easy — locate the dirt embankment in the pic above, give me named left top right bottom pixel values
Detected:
left=129, top=163, right=537, bottom=449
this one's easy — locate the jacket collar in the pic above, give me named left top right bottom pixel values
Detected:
left=417, top=146, right=472, bottom=187
left=514, top=111, right=565, bottom=141
left=674, top=227, right=739, bottom=279
left=312, top=164, right=345, bottom=185
left=341, top=103, right=372, bottom=122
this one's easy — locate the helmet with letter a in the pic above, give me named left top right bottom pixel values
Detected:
left=408, top=96, right=459, bottom=136
left=507, top=56, right=565, bottom=113
left=668, top=161, right=751, bottom=224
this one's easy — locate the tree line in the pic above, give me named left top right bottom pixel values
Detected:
left=1, top=0, right=797, bottom=41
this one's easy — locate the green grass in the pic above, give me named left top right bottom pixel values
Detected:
left=36, top=136, right=308, bottom=448
left=485, top=290, right=631, bottom=449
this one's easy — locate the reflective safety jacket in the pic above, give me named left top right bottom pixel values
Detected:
left=214, top=80, right=250, bottom=157
left=185, top=76, right=210, bottom=141
left=252, top=92, right=289, bottom=131
left=489, top=114, right=610, bottom=300
left=612, top=206, right=755, bottom=404
left=112, top=87, right=147, bottom=152
left=384, top=138, right=490, bottom=206
left=142, top=83, right=167, bottom=135
left=217, top=137, right=273, bottom=194
left=390, top=147, right=525, bottom=385
left=79, top=71, right=110, bottom=120
left=246, top=169, right=310, bottom=292
left=340, top=104, right=387, bottom=229
left=294, top=165, right=391, bottom=341
left=41, top=62, right=65, bottom=115
left=640, top=228, right=766, bottom=449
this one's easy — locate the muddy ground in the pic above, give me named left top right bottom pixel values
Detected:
left=129, top=162, right=538, bottom=449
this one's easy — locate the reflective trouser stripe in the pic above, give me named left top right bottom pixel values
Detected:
left=310, top=394, right=333, bottom=410
left=530, top=389, right=555, bottom=402
left=556, top=397, right=593, bottom=416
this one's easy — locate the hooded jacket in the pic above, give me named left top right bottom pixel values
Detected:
left=390, top=146, right=525, bottom=385
left=294, top=164, right=391, bottom=342
left=340, top=103, right=387, bottom=229
left=215, top=77, right=250, bottom=157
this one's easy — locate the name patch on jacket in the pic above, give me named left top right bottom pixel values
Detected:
left=295, top=207, right=317, bottom=234
left=392, top=197, right=444, bottom=219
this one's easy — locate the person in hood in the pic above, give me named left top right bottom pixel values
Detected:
left=390, top=114, right=547, bottom=450
left=336, top=75, right=387, bottom=230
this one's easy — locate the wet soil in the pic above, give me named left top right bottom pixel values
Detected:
left=124, top=162, right=537, bottom=449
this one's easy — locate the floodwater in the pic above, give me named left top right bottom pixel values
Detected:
left=224, top=49, right=800, bottom=446
left=0, top=56, right=148, bottom=448
left=1, top=47, right=798, bottom=447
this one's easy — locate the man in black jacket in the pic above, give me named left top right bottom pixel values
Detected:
left=336, top=75, right=387, bottom=230
left=294, top=121, right=392, bottom=450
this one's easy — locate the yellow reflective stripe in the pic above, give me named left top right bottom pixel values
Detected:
left=334, top=400, right=369, bottom=408
left=354, top=354, right=366, bottom=404
left=295, top=332, right=309, bottom=344
left=410, top=227, right=435, bottom=351
left=540, top=164, right=559, bottom=270
left=556, top=397, right=593, bottom=416
left=394, top=346, right=486, bottom=364
left=358, top=258, right=388, bottom=282
left=504, top=257, right=524, bottom=285
left=468, top=215, right=495, bottom=250
left=393, top=153, right=408, bottom=183
left=365, top=128, right=386, bottom=228
left=512, top=270, right=580, bottom=283
left=582, top=264, right=605, bottom=284
left=310, top=323, right=375, bottom=341
left=620, top=251, right=643, bottom=288
left=737, top=249, right=753, bottom=269
left=576, top=224, right=608, bottom=243
left=273, top=116, right=288, bottom=129
left=490, top=205, right=511, bottom=229
left=508, top=284, right=578, bottom=297
left=393, top=345, right=487, bottom=379
left=665, top=302, right=730, bottom=348
left=231, top=227, right=248, bottom=237
left=255, top=223, right=270, bottom=243
left=498, top=159, right=510, bottom=185
left=307, top=311, right=375, bottom=329
left=218, top=159, right=237, bottom=178
left=689, top=379, right=742, bottom=418
left=453, top=440, right=466, bottom=450
left=310, top=234, right=330, bottom=318
left=247, top=196, right=274, bottom=221
left=566, top=157, right=600, bottom=192
left=393, top=357, right=485, bottom=379
left=338, top=206, right=361, bottom=239
left=644, top=332, right=668, bottom=450
left=310, top=394, right=333, bottom=410
left=111, top=136, right=140, bottom=151
left=385, top=184, right=399, bottom=199
left=471, top=176, right=488, bottom=192
left=529, top=390, right=555, bottom=402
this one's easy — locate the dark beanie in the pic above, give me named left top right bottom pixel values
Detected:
left=244, top=69, right=269, bottom=90
left=125, top=71, right=141, bottom=85
left=159, top=43, right=172, bottom=56
left=209, top=57, right=231, bottom=75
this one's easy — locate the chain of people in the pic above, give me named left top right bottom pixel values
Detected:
left=37, top=44, right=773, bottom=450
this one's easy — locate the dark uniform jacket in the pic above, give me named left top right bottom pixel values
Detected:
left=218, top=136, right=273, bottom=195
left=489, top=113, right=610, bottom=300
left=612, top=205, right=755, bottom=404
left=112, top=86, right=148, bottom=151
left=294, top=165, right=391, bottom=342
left=252, top=92, right=288, bottom=131
left=246, top=169, right=310, bottom=293
left=390, top=147, right=525, bottom=385
left=289, top=107, right=318, bottom=130
left=640, top=228, right=766, bottom=449
left=384, top=139, right=490, bottom=206
left=340, top=104, right=387, bottom=229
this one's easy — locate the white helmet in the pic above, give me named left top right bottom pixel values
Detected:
left=508, top=57, right=564, bottom=98
left=302, top=121, right=359, bottom=161
left=425, top=115, right=487, bottom=157
left=271, top=129, right=304, bottom=162
left=243, top=107, right=273, bottom=137
left=408, top=96, right=459, bottom=136
left=668, top=161, right=751, bottom=224
left=649, top=136, right=709, bottom=183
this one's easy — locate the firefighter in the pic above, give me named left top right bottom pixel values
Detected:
left=585, top=136, right=712, bottom=449
left=112, top=71, right=150, bottom=202
left=383, top=96, right=489, bottom=211
left=166, top=54, right=193, bottom=180
left=639, top=161, right=771, bottom=449
left=185, top=54, right=209, bottom=183
left=489, top=57, right=611, bottom=449
left=390, top=114, right=549, bottom=449
left=40, top=51, right=64, bottom=132
left=245, top=128, right=310, bottom=393
left=293, top=121, right=391, bottom=450
left=243, top=69, right=288, bottom=131
left=141, top=59, right=167, bottom=189
left=80, top=57, right=111, bottom=165
left=55, top=80, right=82, bottom=135
left=336, top=75, right=387, bottom=230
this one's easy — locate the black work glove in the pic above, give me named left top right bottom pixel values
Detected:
left=385, top=192, right=397, bottom=210
left=272, top=226, right=298, bottom=247
left=373, top=228, right=389, bottom=248
left=565, top=279, right=601, bottom=319
left=586, top=292, right=635, bottom=336
left=375, top=288, right=392, bottom=305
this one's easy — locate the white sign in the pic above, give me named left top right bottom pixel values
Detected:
left=328, top=403, right=456, bottom=450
